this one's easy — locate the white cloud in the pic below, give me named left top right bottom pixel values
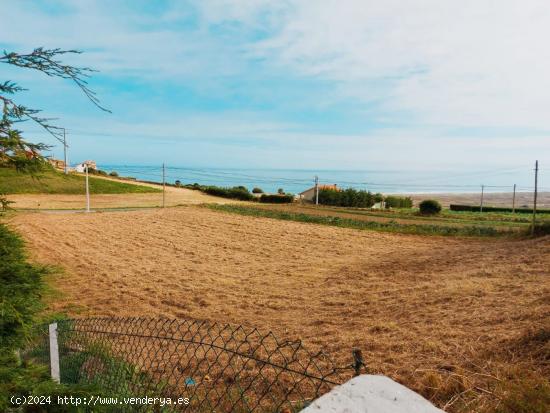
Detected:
left=244, top=0, right=550, bottom=128
left=6, top=0, right=550, bottom=131
left=2, top=0, right=549, bottom=171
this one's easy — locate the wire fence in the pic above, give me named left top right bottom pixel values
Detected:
left=25, top=317, right=360, bottom=412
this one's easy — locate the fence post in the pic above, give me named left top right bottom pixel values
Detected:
left=49, top=322, right=60, bottom=383
left=352, top=348, right=364, bottom=376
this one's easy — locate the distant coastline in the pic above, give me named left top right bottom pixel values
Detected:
left=99, top=164, right=544, bottom=198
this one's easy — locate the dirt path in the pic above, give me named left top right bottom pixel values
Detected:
left=8, top=206, right=550, bottom=410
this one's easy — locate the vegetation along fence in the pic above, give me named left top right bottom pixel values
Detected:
left=25, top=317, right=362, bottom=412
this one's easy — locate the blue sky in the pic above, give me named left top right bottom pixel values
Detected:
left=1, top=0, right=549, bottom=174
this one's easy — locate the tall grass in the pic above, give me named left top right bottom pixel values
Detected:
left=205, top=204, right=511, bottom=237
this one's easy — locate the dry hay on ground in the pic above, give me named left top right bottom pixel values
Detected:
left=7, top=182, right=233, bottom=209
left=10, top=206, right=550, bottom=412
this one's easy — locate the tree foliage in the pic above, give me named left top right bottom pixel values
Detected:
left=0, top=48, right=108, bottom=171
left=317, top=187, right=383, bottom=208
left=384, top=195, right=413, bottom=209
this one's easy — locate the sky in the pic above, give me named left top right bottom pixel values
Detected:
left=1, top=0, right=549, bottom=175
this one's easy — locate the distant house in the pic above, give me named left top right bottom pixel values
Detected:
left=48, top=158, right=66, bottom=170
left=299, top=184, right=339, bottom=201
left=371, top=201, right=386, bottom=210
left=74, top=160, right=97, bottom=173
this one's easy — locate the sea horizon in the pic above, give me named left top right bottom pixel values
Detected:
left=98, top=164, right=543, bottom=195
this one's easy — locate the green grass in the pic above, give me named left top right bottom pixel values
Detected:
left=0, top=167, right=160, bottom=194
left=205, top=204, right=518, bottom=237
left=295, top=205, right=532, bottom=228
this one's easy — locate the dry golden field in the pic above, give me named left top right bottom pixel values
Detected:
left=7, top=183, right=231, bottom=209
left=9, top=206, right=550, bottom=412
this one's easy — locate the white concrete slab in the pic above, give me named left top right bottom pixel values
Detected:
left=301, top=375, right=445, bottom=413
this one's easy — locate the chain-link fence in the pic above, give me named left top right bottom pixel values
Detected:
left=25, top=317, right=360, bottom=412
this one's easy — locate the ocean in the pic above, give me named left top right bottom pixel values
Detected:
left=99, top=165, right=544, bottom=195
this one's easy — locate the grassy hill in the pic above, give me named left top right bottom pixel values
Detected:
left=0, top=167, right=160, bottom=194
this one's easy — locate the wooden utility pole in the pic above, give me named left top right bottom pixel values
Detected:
left=480, top=185, right=485, bottom=212
left=314, top=175, right=319, bottom=205
left=162, top=163, right=166, bottom=208
left=531, top=160, right=539, bottom=235
left=85, top=164, right=90, bottom=212
left=62, top=128, right=68, bottom=174
left=512, top=184, right=516, bottom=213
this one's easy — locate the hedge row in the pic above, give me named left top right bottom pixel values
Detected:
left=201, top=185, right=255, bottom=201
left=259, top=194, right=294, bottom=203
left=317, top=188, right=383, bottom=208
left=450, top=204, right=550, bottom=214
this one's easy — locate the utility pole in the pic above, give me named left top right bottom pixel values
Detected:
left=531, top=160, right=539, bottom=235
left=480, top=185, right=485, bottom=213
left=314, top=175, right=319, bottom=205
left=85, top=164, right=90, bottom=213
left=512, top=184, right=516, bottom=213
left=62, top=128, right=68, bottom=174
left=162, top=163, right=166, bottom=208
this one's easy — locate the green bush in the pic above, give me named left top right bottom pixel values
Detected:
left=450, top=204, right=550, bottom=214
left=277, top=188, right=285, bottom=194
left=531, top=221, right=550, bottom=237
left=384, top=196, right=413, bottom=209
left=419, top=199, right=442, bottom=215
left=109, top=171, right=118, bottom=177
left=86, top=168, right=107, bottom=176
left=0, top=224, right=47, bottom=350
left=259, top=194, right=294, bottom=203
left=184, top=183, right=201, bottom=190
left=202, top=185, right=254, bottom=201
left=317, top=188, right=377, bottom=208
left=252, top=187, right=264, bottom=194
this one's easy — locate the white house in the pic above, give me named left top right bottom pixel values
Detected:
left=74, top=160, right=97, bottom=173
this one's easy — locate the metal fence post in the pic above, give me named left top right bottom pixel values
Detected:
left=49, top=322, right=60, bottom=383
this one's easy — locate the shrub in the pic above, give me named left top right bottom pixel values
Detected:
left=202, top=185, right=254, bottom=201
left=174, top=180, right=181, bottom=187
left=419, top=199, right=442, bottom=215
left=277, top=188, right=285, bottom=194
left=109, top=171, right=118, bottom=177
left=384, top=196, right=413, bottom=209
left=252, top=187, right=264, bottom=194
left=317, top=188, right=377, bottom=208
left=87, top=168, right=107, bottom=176
left=0, top=224, right=47, bottom=350
left=450, top=204, right=550, bottom=214
left=259, top=194, right=294, bottom=203
left=531, top=222, right=550, bottom=237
